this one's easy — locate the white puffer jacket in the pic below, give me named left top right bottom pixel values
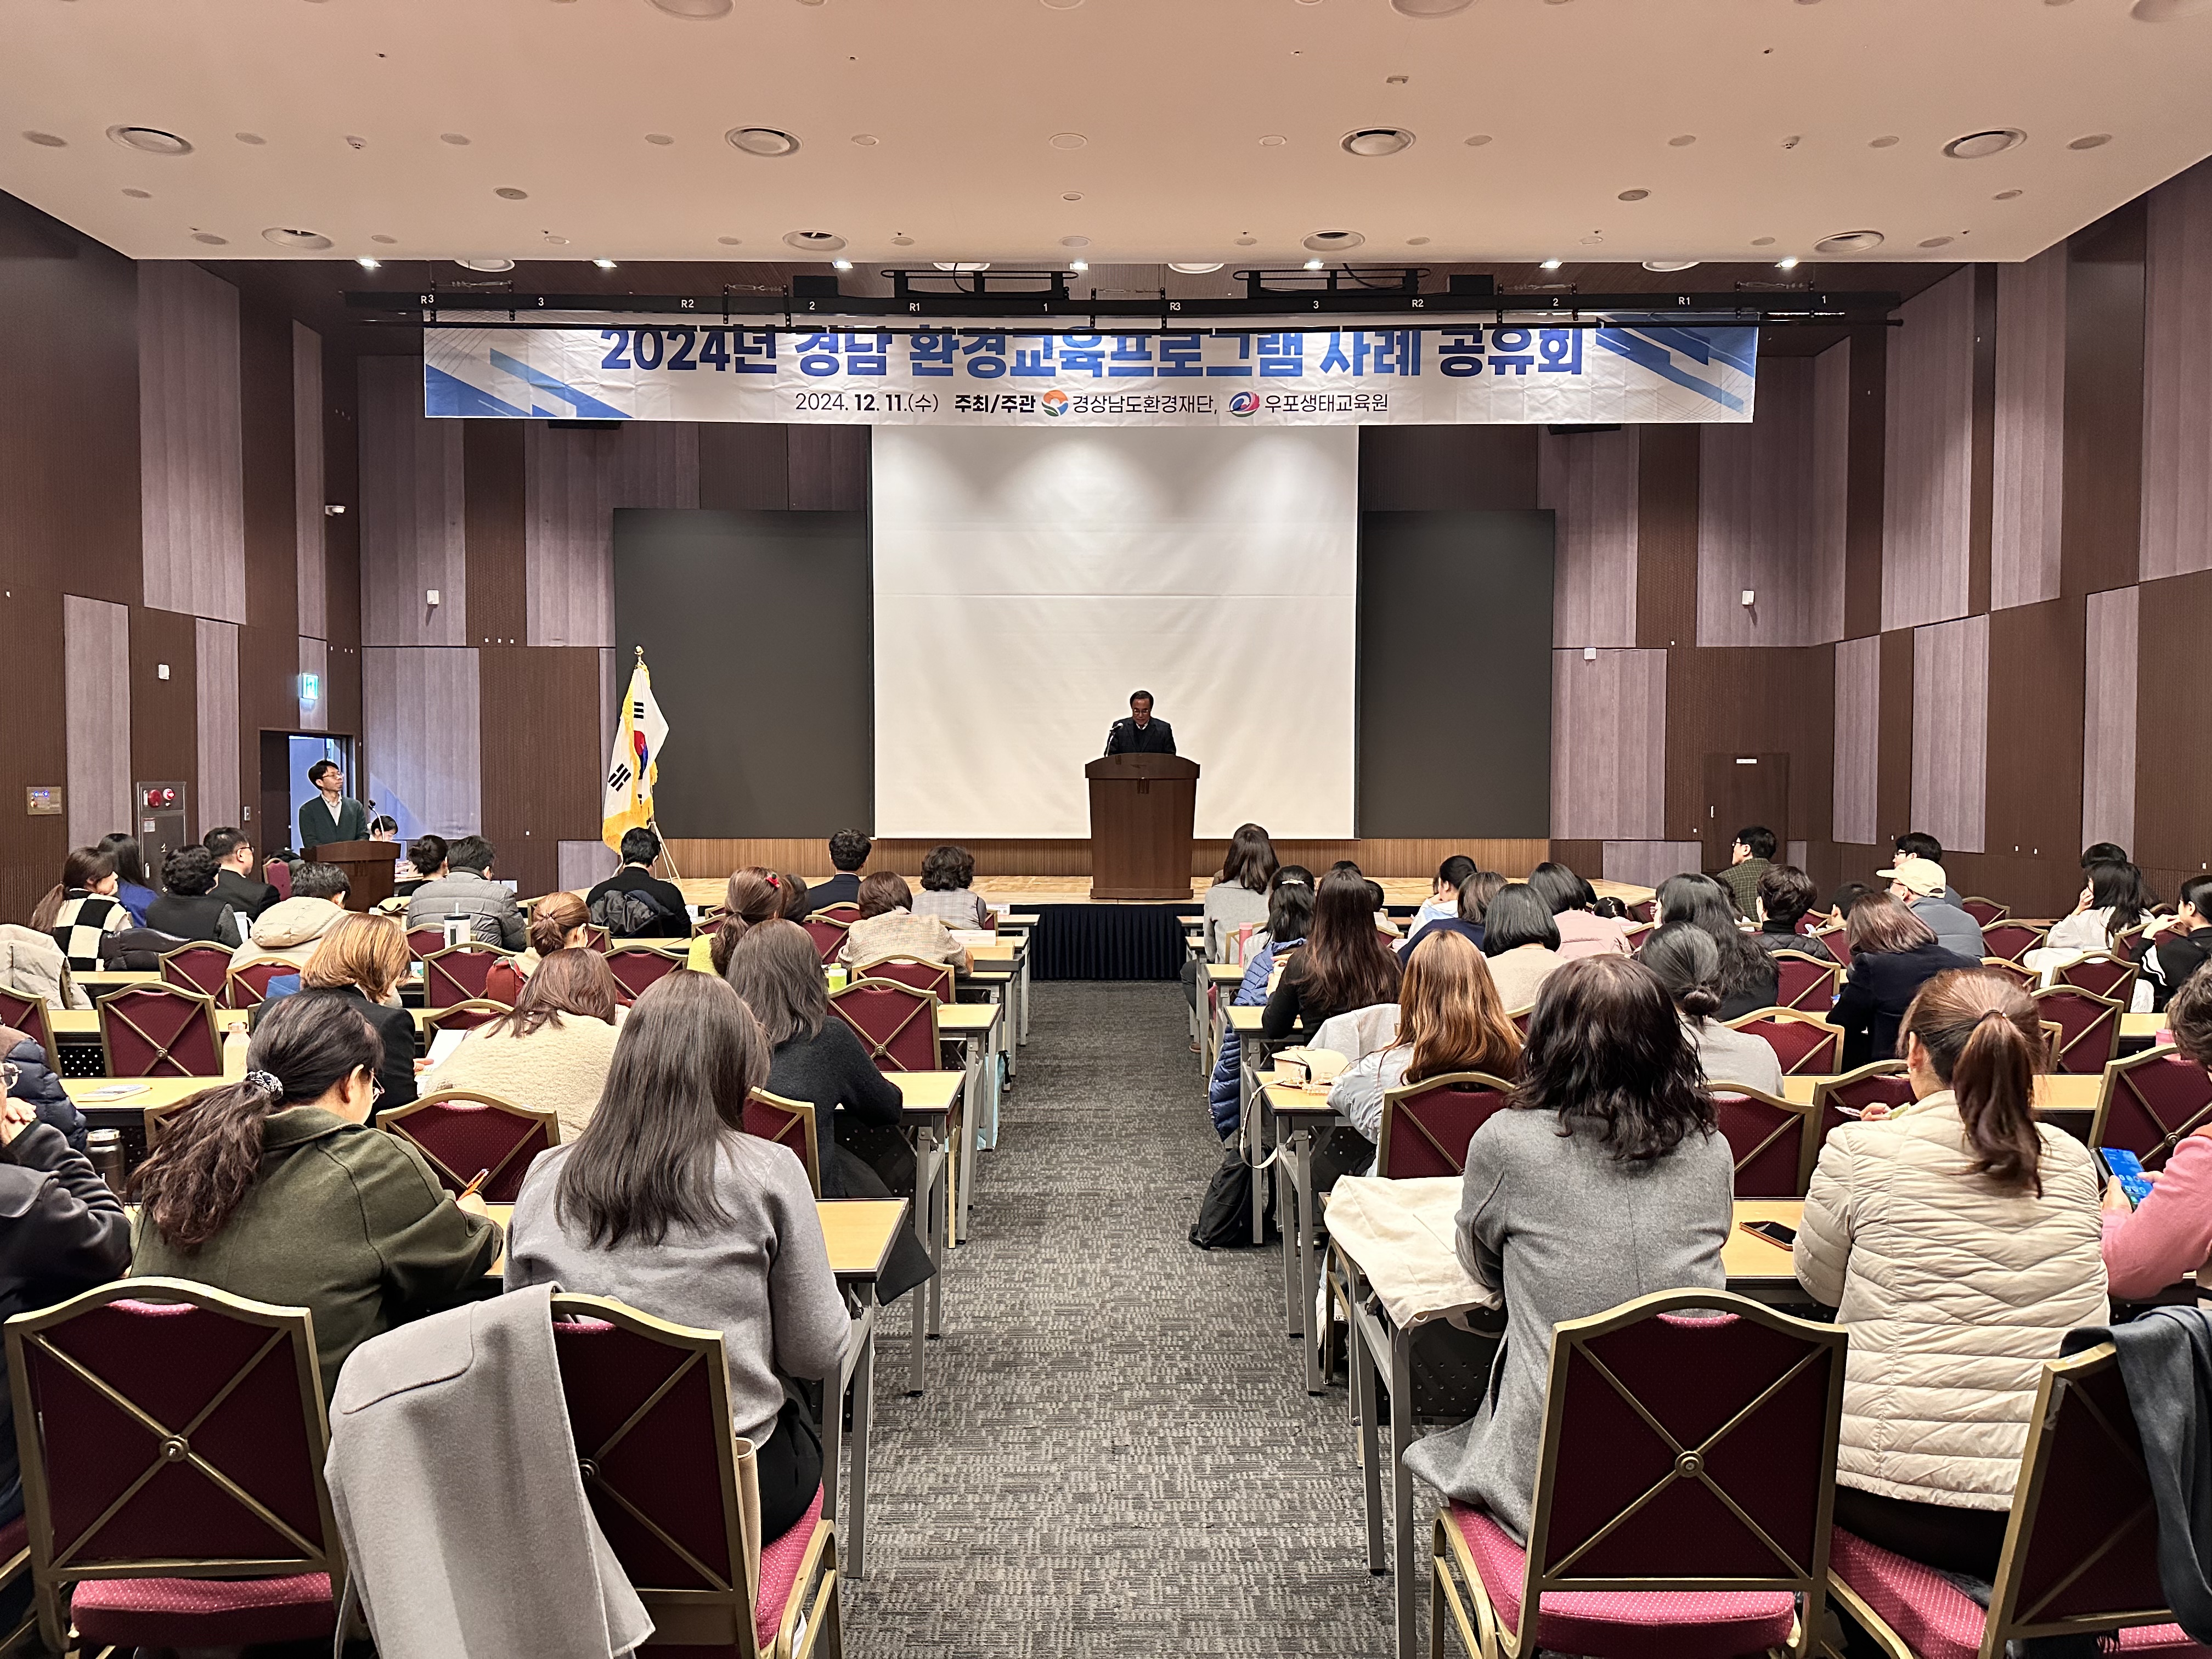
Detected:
left=1793, top=1091, right=2106, bottom=1509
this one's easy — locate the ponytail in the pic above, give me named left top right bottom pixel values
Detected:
left=528, top=890, right=589, bottom=958
left=1899, top=969, right=2045, bottom=1195
left=710, top=867, right=783, bottom=975
left=29, top=884, right=65, bottom=934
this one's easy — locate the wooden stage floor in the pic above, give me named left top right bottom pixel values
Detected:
left=672, top=875, right=1656, bottom=908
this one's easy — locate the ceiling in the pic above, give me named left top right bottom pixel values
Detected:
left=6, top=0, right=2210, bottom=269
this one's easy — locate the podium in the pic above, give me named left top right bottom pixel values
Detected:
left=1086, top=754, right=1200, bottom=901
left=304, top=840, right=401, bottom=913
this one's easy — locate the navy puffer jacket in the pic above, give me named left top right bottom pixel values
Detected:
left=3, top=1034, right=86, bottom=1150
left=1206, top=939, right=1302, bottom=1138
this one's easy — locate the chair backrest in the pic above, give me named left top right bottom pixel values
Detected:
left=580, top=924, right=613, bottom=952
left=2091, top=1046, right=2212, bottom=1172
left=852, top=953, right=954, bottom=1005
left=1769, top=951, right=1840, bottom=1014
left=1509, top=1006, right=1532, bottom=1037
left=1375, top=1072, right=1514, bottom=1179
left=1978, top=956, right=2038, bottom=990
left=2109, top=923, right=2152, bottom=967
left=828, top=978, right=941, bottom=1073
left=379, top=1087, right=558, bottom=1200
left=692, top=910, right=725, bottom=939
left=741, top=1088, right=822, bottom=1198
left=604, top=944, right=686, bottom=1006
left=546, top=1296, right=768, bottom=1657
left=417, top=999, right=512, bottom=1039
left=158, top=942, right=234, bottom=1001
left=1626, top=899, right=1656, bottom=924
left=225, top=958, right=297, bottom=1011
left=2032, top=986, right=2124, bottom=1076
left=1981, top=922, right=2050, bottom=965
left=1507, top=1290, right=1846, bottom=1659
left=1726, top=1009, right=1841, bottom=1076
left=7, top=1278, right=340, bottom=1622
left=1810, top=922, right=1853, bottom=968
left=420, top=943, right=513, bottom=1009
left=814, top=902, right=860, bottom=922
left=1709, top=1085, right=1815, bottom=1197
left=1960, top=896, right=2010, bottom=928
left=1621, top=921, right=1654, bottom=953
left=1807, top=1062, right=1914, bottom=1177
left=0, top=986, right=59, bottom=1073
left=405, top=926, right=446, bottom=961
left=799, top=917, right=849, bottom=964
left=97, top=984, right=222, bottom=1078
left=2057, top=953, right=2138, bottom=1006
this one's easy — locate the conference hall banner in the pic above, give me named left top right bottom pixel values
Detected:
left=422, top=321, right=1755, bottom=426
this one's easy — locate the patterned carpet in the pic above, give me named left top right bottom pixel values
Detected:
left=844, top=980, right=1435, bottom=1657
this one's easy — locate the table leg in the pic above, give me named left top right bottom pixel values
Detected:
left=1390, top=1329, right=1418, bottom=1659
left=1353, top=1300, right=1386, bottom=1575
left=926, top=1127, right=946, bottom=1341
left=1300, top=1129, right=1323, bottom=1394
left=956, top=1035, right=982, bottom=1245
left=1279, top=1130, right=1301, bottom=1337
left=1245, top=1060, right=1267, bottom=1246
left=1018, top=945, right=1030, bottom=1043
left=848, top=1300, right=876, bottom=1580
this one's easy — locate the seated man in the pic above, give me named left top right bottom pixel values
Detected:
left=1893, top=832, right=1967, bottom=907
left=808, top=828, right=872, bottom=912
left=205, top=827, right=279, bottom=922
left=1716, top=825, right=1775, bottom=920
left=586, top=827, right=688, bottom=939
left=1878, top=854, right=1986, bottom=961
left=232, top=861, right=352, bottom=973
left=146, top=845, right=245, bottom=948
left=404, top=834, right=526, bottom=950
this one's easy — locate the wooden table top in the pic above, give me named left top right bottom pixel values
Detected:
left=1778, top=1073, right=2101, bottom=1112
left=1208, top=963, right=1248, bottom=985
left=65, top=1076, right=212, bottom=1110
left=1724, top=1199, right=1804, bottom=1283
left=893, top=1071, right=963, bottom=1115
left=73, top=972, right=158, bottom=989
left=2123, top=1013, right=2165, bottom=1040
left=936, top=1004, right=999, bottom=1035
left=51, top=1005, right=432, bottom=1038
left=482, top=1197, right=907, bottom=1280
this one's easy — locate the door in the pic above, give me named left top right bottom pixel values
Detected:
left=1701, top=753, right=1790, bottom=876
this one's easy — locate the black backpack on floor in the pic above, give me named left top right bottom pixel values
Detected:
left=1190, top=1141, right=1277, bottom=1250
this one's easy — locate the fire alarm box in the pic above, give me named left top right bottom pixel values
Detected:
left=135, top=781, right=189, bottom=875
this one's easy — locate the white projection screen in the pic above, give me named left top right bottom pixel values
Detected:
left=872, top=425, right=1358, bottom=840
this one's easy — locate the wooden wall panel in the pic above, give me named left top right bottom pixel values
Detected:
left=1539, top=427, right=1639, bottom=648
left=1601, top=841, right=1705, bottom=891
left=1812, top=341, right=1850, bottom=646
left=2141, top=159, right=2212, bottom=583
left=1635, top=426, right=1699, bottom=650
left=139, top=262, right=245, bottom=623
left=2081, top=586, right=2138, bottom=858
left=2063, top=202, right=2147, bottom=599
left=359, top=356, right=466, bottom=647
left=64, top=596, right=131, bottom=849
left=1359, top=426, right=1539, bottom=511
left=2132, top=569, right=2212, bottom=882
left=321, top=348, right=362, bottom=651
left=1968, top=266, right=1997, bottom=617
left=128, top=608, right=195, bottom=848
left=1876, top=629, right=1916, bottom=848
left=558, top=840, right=620, bottom=891
left=1697, top=358, right=1830, bottom=647
left=698, top=422, right=791, bottom=512
left=1663, top=646, right=1833, bottom=854
left=463, top=421, right=527, bottom=645
left=1882, top=270, right=1974, bottom=631
left=195, top=618, right=241, bottom=832
left=477, top=646, right=603, bottom=899
left=238, top=294, right=296, bottom=645
left=294, top=321, right=326, bottom=640
left=234, top=623, right=298, bottom=841
left=1910, top=615, right=1989, bottom=855
left=1550, top=648, right=1666, bottom=840
left=1844, top=328, right=1888, bottom=640
left=1832, top=636, right=1880, bottom=846
left=787, top=424, right=868, bottom=512
left=362, top=646, right=480, bottom=840
left=524, top=420, right=698, bottom=648
left=1983, top=599, right=2085, bottom=879
left=1992, top=247, right=2067, bottom=611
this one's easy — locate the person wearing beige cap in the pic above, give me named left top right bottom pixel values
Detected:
left=1878, top=855, right=1987, bottom=961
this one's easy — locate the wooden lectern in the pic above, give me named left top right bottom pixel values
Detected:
left=1086, top=754, right=1200, bottom=901
left=304, top=840, right=401, bottom=913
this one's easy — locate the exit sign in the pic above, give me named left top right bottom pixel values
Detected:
left=299, top=673, right=321, bottom=704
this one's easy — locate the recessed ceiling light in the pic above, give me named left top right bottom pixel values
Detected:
left=1042, top=0, right=1082, bottom=8
left=357, top=256, right=380, bottom=269
left=1059, top=235, right=1090, bottom=247
left=545, top=233, right=570, bottom=246
left=1259, top=134, right=1289, bottom=147
left=933, top=261, right=990, bottom=271
left=439, top=133, right=471, bottom=146
left=1464, top=133, right=1494, bottom=146
left=890, top=234, right=915, bottom=246
left=191, top=233, right=229, bottom=246
left=262, top=227, right=332, bottom=250
left=1776, top=255, right=1799, bottom=269
left=1539, top=257, right=1563, bottom=270
left=1781, top=134, right=1803, bottom=149
left=647, top=0, right=733, bottom=16
left=22, top=132, right=66, bottom=147
left=1751, top=236, right=1776, bottom=246
left=1814, top=229, right=1884, bottom=253
left=1918, top=236, right=1955, bottom=249
left=1069, top=259, right=1088, bottom=271
left=1869, top=134, right=1901, bottom=149
left=1385, top=74, right=1410, bottom=84
left=1049, top=132, right=1087, bottom=149
left=1169, top=262, right=1224, bottom=273
left=1234, top=234, right=1258, bottom=246
left=1304, top=258, right=1324, bottom=270
left=2068, top=132, right=2113, bottom=149
left=1303, top=229, right=1364, bottom=251
left=2134, top=0, right=2212, bottom=18
left=1618, top=189, right=1650, bottom=201
left=1668, top=134, right=1697, bottom=147
left=108, top=126, right=192, bottom=156
left=593, top=257, right=618, bottom=268
left=851, top=134, right=879, bottom=146
left=234, top=132, right=266, bottom=145
left=727, top=127, right=799, bottom=156
left=1341, top=128, right=1415, bottom=156
left=1643, top=259, right=1699, bottom=272
left=458, top=257, right=515, bottom=272
left=832, top=257, right=854, bottom=270
left=1390, top=0, right=1472, bottom=13
left=122, top=188, right=150, bottom=198
left=1405, top=236, right=1430, bottom=246
left=786, top=230, right=847, bottom=251
left=716, top=235, right=743, bottom=246
left=645, top=133, right=675, bottom=145
left=344, top=134, right=366, bottom=150
left=371, top=234, right=397, bottom=244
left=1993, top=189, right=2024, bottom=201
left=494, top=187, right=529, bottom=200
left=1944, top=128, right=2025, bottom=160
left=1062, top=191, right=1084, bottom=202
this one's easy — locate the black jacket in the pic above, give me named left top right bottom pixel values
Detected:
left=299, top=794, right=370, bottom=852
left=1103, top=716, right=1176, bottom=757
left=1754, top=921, right=1837, bottom=964
left=145, top=892, right=243, bottom=949
left=251, top=983, right=417, bottom=1115
left=585, top=867, right=689, bottom=939
left=1832, top=942, right=1981, bottom=1069
left=1262, top=952, right=1403, bottom=1040
left=2, top=1036, right=84, bottom=1150
left=808, top=872, right=864, bottom=912
left=213, top=867, right=279, bottom=922
left=2156, top=927, right=2212, bottom=1011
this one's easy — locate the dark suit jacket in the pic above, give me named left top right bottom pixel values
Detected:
left=213, top=868, right=279, bottom=922
left=1832, top=943, right=1982, bottom=1070
left=1103, top=716, right=1176, bottom=757
left=300, top=795, right=370, bottom=853
left=808, top=872, right=863, bottom=911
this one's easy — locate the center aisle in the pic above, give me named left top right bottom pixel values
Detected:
left=847, top=980, right=1414, bottom=1656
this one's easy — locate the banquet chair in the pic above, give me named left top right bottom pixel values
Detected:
left=7, top=1279, right=342, bottom=1656
left=1770, top=951, right=1841, bottom=1014
left=1710, top=1085, right=1817, bottom=1197
left=800, top=917, right=850, bottom=964
left=2090, top=1045, right=2212, bottom=1172
left=814, top=902, right=860, bottom=922
left=2031, top=986, right=2124, bottom=1076
left=1430, top=1289, right=1844, bottom=1659
left=405, top=926, right=446, bottom=961
left=418, top=999, right=512, bottom=1041
left=549, top=1295, right=841, bottom=1659
left=420, top=943, right=514, bottom=1009
left=1726, top=1008, right=1841, bottom=1076
left=828, top=980, right=941, bottom=1074
left=1508, top=1007, right=1533, bottom=1038
left=851, top=954, right=954, bottom=1006
left=1375, top=1073, right=1514, bottom=1179
left=2056, top=953, right=2138, bottom=1007
left=0, top=986, right=61, bottom=1073
left=1979, top=922, right=2049, bottom=966
left=742, top=1088, right=823, bottom=1198
left=225, top=958, right=297, bottom=1011
left=1626, top=899, right=1656, bottom=924
left=157, top=942, right=233, bottom=1002
left=97, top=983, right=222, bottom=1078
left=1810, top=923, right=1852, bottom=967
left=379, top=1087, right=558, bottom=1201
left=1959, top=896, right=2010, bottom=928
left=1807, top=1063, right=1915, bottom=1179
left=1977, top=957, right=2037, bottom=990
left=605, top=943, right=686, bottom=1005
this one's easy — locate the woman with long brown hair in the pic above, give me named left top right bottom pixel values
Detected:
left=707, top=866, right=789, bottom=975
left=1261, top=867, right=1402, bottom=1038
left=1202, top=822, right=1278, bottom=961
left=33, top=847, right=129, bottom=971
left=421, top=948, right=624, bottom=1142
left=1327, top=931, right=1521, bottom=1161
left=1830, top=890, right=1981, bottom=1069
left=131, top=990, right=500, bottom=1396
left=1795, top=968, right=2104, bottom=1579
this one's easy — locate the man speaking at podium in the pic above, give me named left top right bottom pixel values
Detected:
left=1103, top=690, right=1176, bottom=757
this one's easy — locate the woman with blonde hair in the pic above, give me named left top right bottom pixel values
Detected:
left=1328, top=931, right=1522, bottom=1163
left=486, top=890, right=591, bottom=1003
left=289, top=911, right=419, bottom=1113
left=421, top=949, right=624, bottom=1142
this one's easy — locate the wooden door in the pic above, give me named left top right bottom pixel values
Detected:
left=1701, top=753, right=1790, bottom=876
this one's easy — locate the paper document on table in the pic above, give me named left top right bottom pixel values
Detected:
left=1326, top=1175, right=1500, bottom=1329
left=426, top=1028, right=469, bottom=1066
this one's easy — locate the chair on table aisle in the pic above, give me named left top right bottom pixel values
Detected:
left=828, top=979, right=941, bottom=1074
left=0, top=986, right=62, bottom=1074
left=97, top=983, right=222, bottom=1078
left=420, top=942, right=515, bottom=1009
left=549, top=1294, right=840, bottom=1659
left=1977, top=957, right=2038, bottom=990
left=157, top=941, right=234, bottom=1002
left=1959, top=895, right=2010, bottom=928
left=1430, top=1288, right=1844, bottom=1659
left=2057, top=953, right=2139, bottom=1007
left=1770, top=951, right=1842, bottom=1015
left=2091, top=1045, right=2212, bottom=1171
left=851, top=955, right=953, bottom=1005
left=1979, top=922, right=2049, bottom=966
left=1727, top=1008, right=1841, bottom=1076
left=1709, top=1085, right=1818, bottom=1197
left=1375, top=1073, right=1514, bottom=1179
left=8, top=1278, right=343, bottom=1656
left=419, top=999, right=511, bottom=1042
left=379, top=1087, right=558, bottom=1201
left=605, top=944, right=686, bottom=1005
left=225, top=958, right=297, bottom=1011
left=799, top=917, right=850, bottom=965
left=742, top=1088, right=822, bottom=1198
left=1825, top=1341, right=2203, bottom=1659
left=2032, top=986, right=2124, bottom=1076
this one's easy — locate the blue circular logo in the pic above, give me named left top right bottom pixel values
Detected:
left=1228, top=391, right=1261, bottom=417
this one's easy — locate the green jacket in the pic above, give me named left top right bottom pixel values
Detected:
left=1717, top=856, right=1771, bottom=921
left=131, top=1107, right=500, bottom=1397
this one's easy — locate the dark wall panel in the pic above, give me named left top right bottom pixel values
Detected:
left=462, top=421, right=527, bottom=644
left=613, top=508, right=871, bottom=837
left=1662, top=646, right=1833, bottom=856
left=239, top=297, right=297, bottom=637
left=1635, top=426, right=1698, bottom=650
left=1359, top=426, right=1539, bottom=512
left=2062, top=202, right=2146, bottom=600
left=1983, top=599, right=2085, bottom=916
left=1843, top=326, right=1888, bottom=641
left=478, top=645, right=602, bottom=899
left=2135, top=569, right=2212, bottom=883
left=1357, top=510, right=1553, bottom=838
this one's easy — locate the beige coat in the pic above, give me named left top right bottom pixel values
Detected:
left=1793, top=1092, right=2107, bottom=1509
left=231, top=896, right=348, bottom=974
left=0, top=926, right=82, bottom=1009
left=418, top=1012, right=624, bottom=1145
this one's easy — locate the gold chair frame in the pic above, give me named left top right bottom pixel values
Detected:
left=419, top=941, right=517, bottom=1007
left=1709, top=1084, right=1818, bottom=1197
left=95, top=983, right=222, bottom=1079
left=1768, top=951, right=1842, bottom=1014
left=417, top=998, right=515, bottom=1041
left=2090, top=1042, right=2212, bottom=1165
left=0, top=986, right=63, bottom=1075
left=2030, top=986, right=2124, bottom=1075
left=848, top=953, right=954, bottom=1005
left=1374, top=1071, right=1515, bottom=1178
left=603, top=943, right=687, bottom=998
left=156, top=941, right=236, bottom=1001
left=828, top=979, right=941, bottom=1073
left=1724, top=1008, right=1843, bottom=1076
left=1979, top=923, right=2051, bottom=966
left=379, top=1087, right=560, bottom=1186
left=744, top=1088, right=823, bottom=1199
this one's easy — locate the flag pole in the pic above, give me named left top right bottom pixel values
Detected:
left=630, top=645, right=684, bottom=884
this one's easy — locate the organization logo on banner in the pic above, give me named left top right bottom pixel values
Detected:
left=1041, top=390, right=1070, bottom=417
left=1228, top=391, right=1261, bottom=417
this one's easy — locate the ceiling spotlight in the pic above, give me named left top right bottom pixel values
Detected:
left=1169, top=262, right=1224, bottom=273
left=2068, top=132, right=2114, bottom=149
left=2134, top=0, right=2212, bottom=18
left=22, top=131, right=66, bottom=147
left=1464, top=133, right=1494, bottom=146
left=1642, top=259, right=1698, bottom=272
left=932, top=261, right=990, bottom=271
left=440, top=133, right=471, bottom=146
left=191, top=233, right=228, bottom=246
left=1304, top=258, right=1324, bottom=270
left=1539, top=257, right=1563, bottom=270
left=593, top=257, right=617, bottom=268
left=345, top=134, right=367, bottom=150
left=544, top=234, right=569, bottom=245
left=458, top=257, right=515, bottom=272
left=1234, top=234, right=1258, bottom=246
left=1390, top=0, right=1474, bottom=13
left=851, top=134, right=879, bottom=146
left=1617, top=188, right=1650, bottom=201
left=1814, top=229, right=1884, bottom=253
left=716, top=235, right=743, bottom=246
left=1260, top=134, right=1288, bottom=148
left=831, top=257, right=853, bottom=270
left=1668, top=134, right=1697, bottom=147
left=108, top=125, right=192, bottom=156
left=1775, top=255, right=1800, bottom=269
left=891, top=235, right=915, bottom=246
left=356, top=256, right=380, bottom=269
left=1049, top=132, right=1087, bottom=149
left=784, top=230, right=847, bottom=251
left=1341, top=128, right=1415, bottom=156
left=645, top=133, right=675, bottom=146
left=1406, top=235, right=1430, bottom=246
left=234, top=132, right=267, bottom=146
left=1042, top=0, right=1082, bottom=8
left=647, top=0, right=734, bottom=16
left=727, top=127, right=800, bottom=156
left=262, top=227, right=332, bottom=250
left=1069, top=258, right=1088, bottom=272
left=494, top=187, right=529, bottom=200
left=1059, top=235, right=1090, bottom=247
left=1944, top=128, right=2025, bottom=160
left=1302, top=229, right=1364, bottom=251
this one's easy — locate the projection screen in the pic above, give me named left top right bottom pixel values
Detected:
left=871, top=425, right=1358, bottom=840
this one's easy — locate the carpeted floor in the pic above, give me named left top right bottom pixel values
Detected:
left=843, top=980, right=1434, bottom=1657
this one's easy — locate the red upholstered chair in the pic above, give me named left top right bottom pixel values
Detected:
left=1770, top=950, right=1841, bottom=1014
left=549, top=1295, right=840, bottom=1659
left=8, top=1279, right=342, bottom=1656
left=1980, top=922, right=2049, bottom=966
left=814, top=902, right=860, bottom=923
left=1626, top=899, right=1656, bottom=925
left=1810, top=922, right=1853, bottom=968
left=605, top=943, right=686, bottom=1005
left=1959, top=895, right=2010, bottom=928
left=1375, top=1072, right=1514, bottom=1179
left=225, top=958, right=297, bottom=1011
left=830, top=979, right=941, bottom=1074
left=1808, top=1062, right=1915, bottom=1182
left=2032, top=986, right=2124, bottom=1076
left=1829, top=1341, right=2199, bottom=1659
left=420, top=943, right=514, bottom=1008
left=379, top=1087, right=558, bottom=1200
left=1619, top=921, right=1654, bottom=954
left=2110, top=923, right=2152, bottom=967
left=405, top=926, right=446, bottom=961
left=851, top=953, right=954, bottom=1005
left=1709, top=1085, right=1816, bottom=1197
left=2091, top=1046, right=2212, bottom=1172
left=263, top=857, right=293, bottom=900
left=97, top=984, right=222, bottom=1078
left=1725, top=1008, right=1841, bottom=1076
left=1430, top=1290, right=1844, bottom=1659
left=1509, top=1007, right=1533, bottom=1038
left=1978, top=956, right=2038, bottom=990
left=693, top=908, right=727, bottom=939
left=742, top=1087, right=822, bottom=1198
left=2056, top=953, right=2138, bottom=1007
left=800, top=916, right=850, bottom=964
left=418, top=999, right=511, bottom=1041
left=580, top=923, right=612, bottom=951
left=158, top=941, right=234, bottom=1001
left=0, top=986, right=61, bottom=1073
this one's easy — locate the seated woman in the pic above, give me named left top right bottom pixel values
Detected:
left=2028, top=857, right=2148, bottom=974
left=2101, top=965, right=2212, bottom=1297
left=503, top=973, right=849, bottom=1541
left=1640, top=923, right=1784, bottom=1094
left=1408, top=855, right=1477, bottom=936
left=1200, top=824, right=1277, bottom=962
left=1207, top=870, right=1314, bottom=1138
left=1526, top=861, right=1630, bottom=961
left=1403, top=870, right=1505, bottom=958
left=33, top=847, right=132, bottom=972
left=131, top=990, right=500, bottom=1397
left=840, top=871, right=970, bottom=974
left=393, top=833, right=447, bottom=900
left=708, top=867, right=796, bottom=977
left=912, top=844, right=996, bottom=934
left=776, top=872, right=811, bottom=921
left=1328, top=931, right=1522, bottom=1161
left=421, top=947, right=624, bottom=1143
left=1262, top=868, right=1402, bottom=1040
left=1475, top=884, right=1565, bottom=1012
left=146, top=844, right=245, bottom=948
left=1655, top=872, right=1778, bottom=1019
left=1403, top=955, right=1731, bottom=1541
left=1752, top=864, right=1836, bottom=963
left=276, top=913, right=421, bottom=1114
left=1795, top=969, right=2106, bottom=1577
left=487, top=891, right=590, bottom=1003
left=94, top=833, right=158, bottom=927
left=1831, top=893, right=1981, bottom=1070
